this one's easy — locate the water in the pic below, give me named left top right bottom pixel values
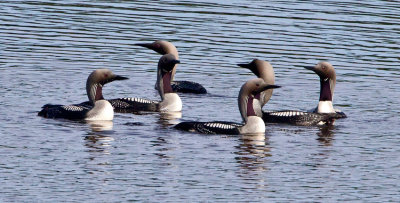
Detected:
left=1, top=0, right=399, bottom=202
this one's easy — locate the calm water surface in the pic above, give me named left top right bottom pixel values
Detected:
left=1, top=0, right=399, bottom=202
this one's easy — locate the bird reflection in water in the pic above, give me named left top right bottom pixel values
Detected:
left=157, top=111, right=182, bottom=127
left=83, top=132, right=114, bottom=177
left=235, top=133, right=271, bottom=172
left=84, top=120, right=114, bottom=155
left=317, top=124, right=335, bottom=146
left=86, top=120, right=114, bottom=132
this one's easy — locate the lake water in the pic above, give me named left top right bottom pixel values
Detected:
left=1, top=0, right=399, bottom=202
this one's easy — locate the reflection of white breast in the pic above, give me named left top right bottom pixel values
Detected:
left=159, top=93, right=182, bottom=112
left=87, top=120, right=114, bottom=131
left=85, top=100, right=114, bottom=121
left=239, top=116, right=265, bottom=134
left=317, top=101, right=335, bottom=113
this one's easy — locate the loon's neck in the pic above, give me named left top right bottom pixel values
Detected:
left=246, top=95, right=257, bottom=117
left=85, top=100, right=114, bottom=121
left=248, top=94, right=264, bottom=118
left=157, top=69, right=173, bottom=99
left=87, top=83, right=104, bottom=104
left=319, top=78, right=333, bottom=101
left=157, top=67, right=181, bottom=112
left=166, top=48, right=179, bottom=82
left=258, top=64, right=275, bottom=107
left=317, top=78, right=335, bottom=113
left=238, top=94, right=265, bottom=134
left=162, top=72, right=174, bottom=94
left=253, top=95, right=263, bottom=118
left=244, top=94, right=265, bottom=134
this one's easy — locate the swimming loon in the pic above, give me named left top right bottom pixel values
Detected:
left=174, top=78, right=280, bottom=135
left=38, top=69, right=128, bottom=120
left=238, top=59, right=275, bottom=107
left=135, top=40, right=207, bottom=94
left=109, top=54, right=182, bottom=112
left=262, top=62, right=347, bottom=126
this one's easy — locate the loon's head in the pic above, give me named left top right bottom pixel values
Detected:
left=86, top=69, right=129, bottom=103
left=238, top=59, right=276, bottom=104
left=238, top=78, right=281, bottom=122
left=304, top=62, right=336, bottom=102
left=135, top=40, right=179, bottom=58
left=238, top=59, right=274, bottom=80
left=157, top=54, right=180, bottom=98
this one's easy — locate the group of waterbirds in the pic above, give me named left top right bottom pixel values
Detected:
left=38, top=40, right=346, bottom=135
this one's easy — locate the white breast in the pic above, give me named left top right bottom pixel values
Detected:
left=317, top=101, right=335, bottom=113
left=239, top=116, right=265, bottom=134
left=159, top=93, right=182, bottom=112
left=85, top=100, right=114, bottom=121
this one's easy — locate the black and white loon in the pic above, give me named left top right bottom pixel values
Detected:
left=174, top=78, right=280, bottom=135
left=262, top=62, right=347, bottom=126
left=109, top=54, right=182, bottom=112
left=38, top=69, right=128, bottom=120
left=135, top=40, right=207, bottom=94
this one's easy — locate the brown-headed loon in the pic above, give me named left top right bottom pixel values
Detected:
left=252, top=61, right=347, bottom=126
left=109, top=54, right=182, bottom=112
left=38, top=69, right=128, bottom=120
left=135, top=40, right=207, bottom=94
left=174, top=78, right=280, bottom=135
left=238, top=59, right=275, bottom=107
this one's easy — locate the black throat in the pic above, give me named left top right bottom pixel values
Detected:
left=319, top=78, right=332, bottom=101
left=162, top=72, right=173, bottom=94
left=246, top=95, right=256, bottom=117
left=95, top=84, right=104, bottom=101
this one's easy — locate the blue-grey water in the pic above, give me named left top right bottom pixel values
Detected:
left=1, top=0, right=399, bottom=202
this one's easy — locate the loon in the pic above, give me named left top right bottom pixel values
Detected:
left=109, top=54, right=182, bottom=112
left=262, top=62, right=347, bottom=126
left=38, top=69, right=128, bottom=120
left=174, top=78, right=280, bottom=135
left=238, top=59, right=275, bottom=107
left=135, top=40, right=207, bottom=94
